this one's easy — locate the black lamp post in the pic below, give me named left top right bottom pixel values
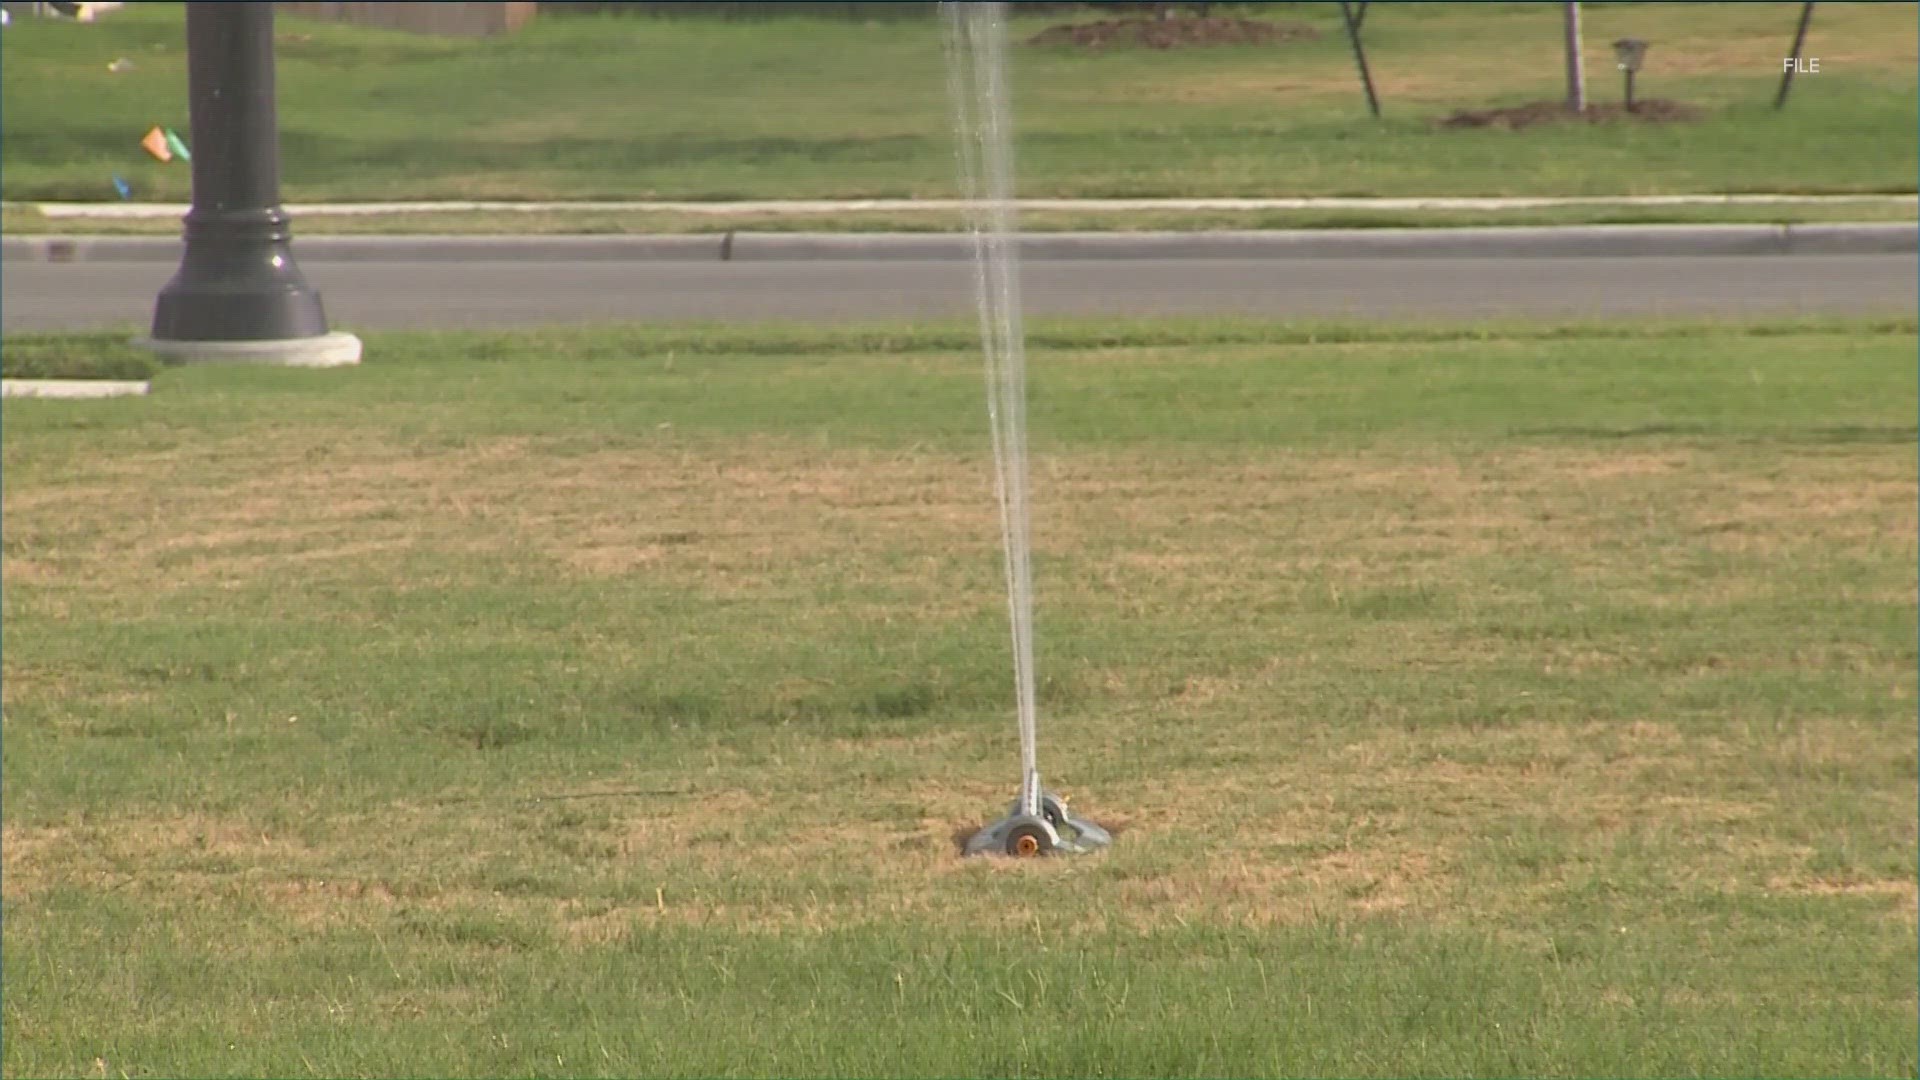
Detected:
left=144, top=2, right=358, bottom=365
left=1613, top=38, right=1648, bottom=113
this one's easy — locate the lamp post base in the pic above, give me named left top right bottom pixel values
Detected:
left=133, top=331, right=362, bottom=367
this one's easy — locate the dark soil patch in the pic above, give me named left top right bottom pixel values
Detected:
left=1030, top=16, right=1317, bottom=50
left=1440, top=99, right=1704, bottom=130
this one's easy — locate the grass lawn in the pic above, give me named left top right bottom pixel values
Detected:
left=3, top=315, right=1916, bottom=1077
left=0, top=333, right=160, bottom=381
left=1, top=2, right=1914, bottom=205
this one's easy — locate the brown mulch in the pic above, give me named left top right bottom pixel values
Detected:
left=1439, top=99, right=1704, bottom=130
left=1029, top=16, right=1318, bottom=50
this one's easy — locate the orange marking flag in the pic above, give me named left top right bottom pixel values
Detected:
left=140, top=126, right=172, bottom=162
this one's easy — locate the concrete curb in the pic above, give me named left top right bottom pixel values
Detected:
left=1, top=379, right=150, bottom=399
left=3, top=234, right=726, bottom=263
left=20, top=194, right=1920, bottom=219
left=4, top=223, right=1914, bottom=263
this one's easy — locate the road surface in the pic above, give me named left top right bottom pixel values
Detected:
left=4, top=254, right=1912, bottom=331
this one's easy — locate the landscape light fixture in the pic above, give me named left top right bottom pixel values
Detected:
left=1613, top=38, right=1649, bottom=112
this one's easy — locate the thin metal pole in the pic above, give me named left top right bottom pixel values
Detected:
left=1776, top=1, right=1815, bottom=110
left=1564, top=2, right=1586, bottom=113
left=1351, top=0, right=1368, bottom=33
left=1339, top=0, right=1380, bottom=119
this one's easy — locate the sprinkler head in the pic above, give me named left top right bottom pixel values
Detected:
left=964, top=790, right=1112, bottom=858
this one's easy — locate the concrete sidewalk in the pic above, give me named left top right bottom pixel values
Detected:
left=5, top=223, right=1915, bottom=263
left=15, top=193, right=1918, bottom=219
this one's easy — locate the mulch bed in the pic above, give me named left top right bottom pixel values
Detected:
left=1439, top=99, right=1704, bottom=129
left=1029, top=16, right=1318, bottom=50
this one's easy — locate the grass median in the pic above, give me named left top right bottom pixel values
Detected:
left=3, top=315, right=1915, bottom=1077
left=0, top=333, right=159, bottom=381
left=2, top=3, right=1914, bottom=205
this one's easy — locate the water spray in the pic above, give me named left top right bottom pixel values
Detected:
left=945, top=1, right=1111, bottom=859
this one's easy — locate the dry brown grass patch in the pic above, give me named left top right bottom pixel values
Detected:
left=10, top=438, right=1910, bottom=625
left=1767, top=876, right=1920, bottom=926
left=2, top=814, right=321, bottom=901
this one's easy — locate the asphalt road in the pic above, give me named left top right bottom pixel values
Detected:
left=4, top=254, right=1913, bottom=331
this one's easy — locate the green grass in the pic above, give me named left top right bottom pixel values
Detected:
left=0, top=333, right=161, bottom=381
left=3, top=315, right=1915, bottom=1077
left=1, top=2, right=1914, bottom=204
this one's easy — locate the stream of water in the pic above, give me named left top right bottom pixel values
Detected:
left=943, top=1, right=1042, bottom=817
